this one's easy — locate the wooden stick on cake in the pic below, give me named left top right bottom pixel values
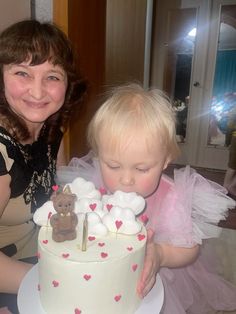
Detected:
left=82, top=213, right=88, bottom=251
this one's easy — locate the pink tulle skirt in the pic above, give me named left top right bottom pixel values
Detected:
left=159, top=242, right=236, bottom=314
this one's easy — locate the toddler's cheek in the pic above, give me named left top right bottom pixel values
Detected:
left=139, top=180, right=158, bottom=198
left=103, top=177, right=118, bottom=193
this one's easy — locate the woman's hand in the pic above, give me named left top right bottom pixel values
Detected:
left=0, top=252, right=33, bottom=293
left=137, top=229, right=161, bottom=298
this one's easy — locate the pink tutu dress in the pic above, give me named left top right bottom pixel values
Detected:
left=57, top=151, right=236, bottom=314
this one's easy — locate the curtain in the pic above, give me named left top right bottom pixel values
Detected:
left=213, top=50, right=236, bottom=97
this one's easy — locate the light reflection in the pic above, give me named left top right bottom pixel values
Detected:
left=188, top=27, right=196, bottom=37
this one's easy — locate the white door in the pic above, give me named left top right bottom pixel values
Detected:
left=151, top=0, right=236, bottom=170
left=176, top=0, right=213, bottom=168
left=196, top=0, right=236, bottom=169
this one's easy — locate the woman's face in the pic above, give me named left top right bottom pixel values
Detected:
left=3, top=60, right=67, bottom=128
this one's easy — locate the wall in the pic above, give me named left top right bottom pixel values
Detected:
left=106, top=0, right=147, bottom=86
left=150, top=0, right=181, bottom=89
left=34, top=0, right=52, bottom=21
left=0, top=0, right=52, bottom=33
left=0, top=0, right=31, bottom=32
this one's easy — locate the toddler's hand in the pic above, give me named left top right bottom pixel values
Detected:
left=137, top=229, right=161, bottom=298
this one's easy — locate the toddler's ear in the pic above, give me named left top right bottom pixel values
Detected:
left=163, top=157, right=171, bottom=170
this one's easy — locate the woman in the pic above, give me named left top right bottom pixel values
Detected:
left=0, top=19, right=87, bottom=295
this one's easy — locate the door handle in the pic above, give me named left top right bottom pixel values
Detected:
left=193, top=81, right=200, bottom=87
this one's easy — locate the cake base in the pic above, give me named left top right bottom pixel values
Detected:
left=17, top=264, right=164, bottom=314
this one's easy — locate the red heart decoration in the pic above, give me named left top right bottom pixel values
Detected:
left=62, top=253, right=70, bottom=258
left=132, top=264, right=138, bottom=272
left=127, top=247, right=133, bottom=251
left=83, top=274, right=91, bottom=281
left=106, top=204, right=113, bottom=211
left=98, top=242, right=105, bottom=247
left=52, top=185, right=59, bottom=191
left=114, top=295, right=122, bottom=302
left=101, top=252, right=108, bottom=258
left=89, top=203, right=97, bottom=211
left=99, top=187, right=107, bottom=195
left=88, top=236, right=96, bottom=241
left=140, top=214, right=149, bottom=224
left=74, top=309, right=81, bottom=314
left=115, top=220, right=123, bottom=230
left=47, top=211, right=52, bottom=220
left=52, top=280, right=59, bottom=287
left=42, top=240, right=48, bottom=244
left=137, top=234, right=146, bottom=241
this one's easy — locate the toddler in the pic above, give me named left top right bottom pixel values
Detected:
left=60, top=84, right=236, bottom=313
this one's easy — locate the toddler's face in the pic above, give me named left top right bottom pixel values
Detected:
left=98, top=132, right=169, bottom=198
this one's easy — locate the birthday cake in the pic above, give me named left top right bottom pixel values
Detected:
left=33, top=177, right=147, bottom=314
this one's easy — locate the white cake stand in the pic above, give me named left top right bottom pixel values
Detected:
left=17, top=264, right=164, bottom=314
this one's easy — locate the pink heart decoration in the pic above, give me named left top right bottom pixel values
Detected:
left=106, top=204, right=113, bottom=211
left=89, top=203, right=97, bottom=211
left=115, top=220, right=123, bottom=230
left=101, top=252, right=108, bottom=258
left=114, top=295, right=122, bottom=302
left=62, top=253, right=70, bottom=258
left=47, top=211, right=52, bottom=220
left=52, top=185, right=59, bottom=191
left=88, top=236, right=96, bottom=241
left=83, top=274, right=91, bottom=281
left=140, top=214, right=149, bottom=224
left=52, top=280, right=59, bottom=287
left=127, top=247, right=133, bottom=251
left=137, top=234, right=146, bottom=241
left=98, top=242, right=105, bottom=247
left=132, top=264, right=138, bottom=272
left=74, top=309, right=81, bottom=314
left=42, top=240, right=48, bottom=244
left=99, top=187, right=107, bottom=195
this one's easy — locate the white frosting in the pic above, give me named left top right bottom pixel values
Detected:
left=102, top=190, right=146, bottom=215
left=33, top=177, right=146, bottom=236
left=33, top=201, right=56, bottom=226
left=68, top=177, right=101, bottom=200
left=102, top=206, right=142, bottom=235
left=38, top=226, right=147, bottom=314
left=35, top=176, right=147, bottom=314
left=75, top=198, right=104, bottom=217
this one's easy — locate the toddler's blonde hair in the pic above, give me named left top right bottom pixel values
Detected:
left=87, top=83, right=180, bottom=161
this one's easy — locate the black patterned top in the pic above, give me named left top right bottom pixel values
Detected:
left=0, top=125, right=63, bottom=258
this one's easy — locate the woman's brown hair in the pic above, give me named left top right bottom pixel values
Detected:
left=0, top=19, right=87, bottom=142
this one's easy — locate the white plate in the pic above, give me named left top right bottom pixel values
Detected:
left=17, top=264, right=164, bottom=314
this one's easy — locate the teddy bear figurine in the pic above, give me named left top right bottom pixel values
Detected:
left=50, top=187, right=78, bottom=242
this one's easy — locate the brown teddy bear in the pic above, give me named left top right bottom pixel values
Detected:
left=50, top=189, right=78, bottom=242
